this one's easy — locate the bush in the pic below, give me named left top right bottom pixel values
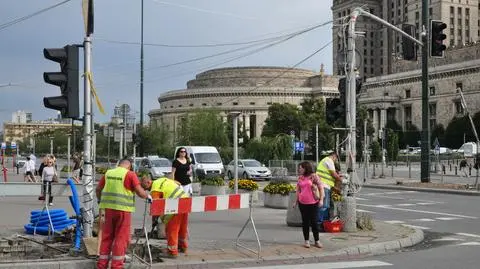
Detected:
left=263, top=181, right=295, bottom=196
left=61, top=166, right=72, bottom=172
left=228, top=179, right=259, bottom=191
left=201, top=176, right=225, bottom=186
left=95, top=166, right=108, bottom=175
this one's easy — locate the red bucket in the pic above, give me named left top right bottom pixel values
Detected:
left=323, top=220, right=343, bottom=233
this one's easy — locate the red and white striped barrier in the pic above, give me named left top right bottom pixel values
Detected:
left=150, top=193, right=250, bottom=216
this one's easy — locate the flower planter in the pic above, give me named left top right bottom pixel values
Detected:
left=229, top=189, right=258, bottom=203
left=200, top=185, right=226, bottom=196
left=286, top=192, right=302, bottom=227
left=192, top=182, right=201, bottom=195
left=263, top=193, right=289, bottom=209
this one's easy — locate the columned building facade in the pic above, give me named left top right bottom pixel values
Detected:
left=149, top=66, right=339, bottom=142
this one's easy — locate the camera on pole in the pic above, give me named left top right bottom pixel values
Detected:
left=430, top=20, right=447, bottom=58
left=43, top=45, right=80, bottom=119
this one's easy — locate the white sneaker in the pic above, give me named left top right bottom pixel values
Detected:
left=304, top=240, right=310, bottom=248
left=49, top=203, right=53, bottom=206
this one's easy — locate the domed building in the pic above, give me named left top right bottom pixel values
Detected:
left=148, top=65, right=339, bottom=140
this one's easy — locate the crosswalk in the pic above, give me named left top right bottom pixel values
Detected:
left=231, top=260, right=393, bottom=269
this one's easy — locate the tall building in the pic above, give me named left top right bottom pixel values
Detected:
left=332, top=0, right=479, bottom=79
left=11, top=110, right=32, bottom=124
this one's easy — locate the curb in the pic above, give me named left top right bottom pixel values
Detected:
left=364, top=183, right=480, bottom=196
left=157, top=227, right=424, bottom=269
left=0, top=228, right=424, bottom=269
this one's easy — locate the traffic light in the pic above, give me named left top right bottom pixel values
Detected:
left=402, top=24, right=417, bottom=61
left=43, top=45, right=79, bottom=119
left=430, top=20, right=447, bottom=57
left=326, top=77, right=362, bottom=125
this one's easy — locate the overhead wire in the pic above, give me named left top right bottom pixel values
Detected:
left=0, top=0, right=73, bottom=31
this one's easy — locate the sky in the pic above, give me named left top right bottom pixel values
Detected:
left=0, top=0, right=333, bottom=127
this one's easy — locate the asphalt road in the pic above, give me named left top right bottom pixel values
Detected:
left=238, top=188, right=480, bottom=269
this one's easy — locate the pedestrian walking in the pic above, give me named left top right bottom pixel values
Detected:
left=41, top=156, right=58, bottom=206
left=24, top=156, right=36, bottom=182
left=460, top=158, right=469, bottom=177
left=294, top=161, right=325, bottom=248
left=96, top=158, right=152, bottom=269
left=72, top=153, right=82, bottom=183
left=141, top=173, right=189, bottom=258
left=171, top=147, right=193, bottom=196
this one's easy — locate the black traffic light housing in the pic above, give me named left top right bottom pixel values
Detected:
left=430, top=20, right=447, bottom=58
left=402, top=24, right=417, bottom=61
left=326, top=77, right=362, bottom=125
left=43, top=45, right=79, bottom=119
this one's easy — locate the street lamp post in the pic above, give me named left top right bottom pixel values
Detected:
left=49, top=137, right=54, bottom=155
left=230, top=112, right=241, bottom=194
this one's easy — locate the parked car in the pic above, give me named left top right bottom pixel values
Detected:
left=226, top=159, right=272, bottom=180
left=16, top=159, right=26, bottom=168
left=138, top=156, right=172, bottom=179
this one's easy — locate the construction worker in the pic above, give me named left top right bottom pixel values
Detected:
left=96, top=158, right=152, bottom=269
left=141, top=173, right=189, bottom=258
left=316, top=151, right=342, bottom=218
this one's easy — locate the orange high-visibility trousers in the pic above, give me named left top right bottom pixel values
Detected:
left=97, top=209, right=132, bottom=269
left=165, top=213, right=189, bottom=256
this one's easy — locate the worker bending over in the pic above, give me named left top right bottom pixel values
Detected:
left=141, top=174, right=189, bottom=258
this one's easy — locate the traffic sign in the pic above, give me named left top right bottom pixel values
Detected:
left=10, top=142, right=16, bottom=149
left=295, top=141, right=305, bottom=152
left=1, top=143, right=5, bottom=150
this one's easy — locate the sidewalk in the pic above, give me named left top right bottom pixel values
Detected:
left=0, top=193, right=423, bottom=269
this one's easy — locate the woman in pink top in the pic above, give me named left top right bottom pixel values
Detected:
left=294, top=161, right=325, bottom=248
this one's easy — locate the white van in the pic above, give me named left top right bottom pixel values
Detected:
left=457, top=142, right=478, bottom=157
left=175, top=146, right=224, bottom=179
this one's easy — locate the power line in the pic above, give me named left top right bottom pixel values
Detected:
left=0, top=0, right=73, bottom=31
left=216, top=40, right=333, bottom=106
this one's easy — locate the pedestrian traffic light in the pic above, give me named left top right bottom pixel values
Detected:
left=326, top=77, right=362, bottom=125
left=43, top=45, right=79, bottom=119
left=402, top=24, right=417, bottom=61
left=430, top=20, right=447, bottom=58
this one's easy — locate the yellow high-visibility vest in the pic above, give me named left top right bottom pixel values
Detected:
left=99, top=167, right=135, bottom=212
left=152, top=177, right=188, bottom=224
left=316, top=156, right=335, bottom=187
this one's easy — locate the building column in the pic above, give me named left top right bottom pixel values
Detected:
left=244, top=114, right=250, bottom=138
left=380, top=108, right=387, bottom=131
left=372, top=108, right=379, bottom=139
left=255, top=112, right=268, bottom=139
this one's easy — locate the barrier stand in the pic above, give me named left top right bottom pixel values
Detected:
left=235, top=193, right=261, bottom=259
left=33, top=183, right=55, bottom=239
left=150, top=193, right=261, bottom=259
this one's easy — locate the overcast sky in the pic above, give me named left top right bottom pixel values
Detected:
left=0, top=0, right=333, bottom=127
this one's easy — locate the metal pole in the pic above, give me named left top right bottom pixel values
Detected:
left=107, top=127, right=110, bottom=166
left=50, top=137, right=54, bottom=155
left=420, top=0, right=430, bottom=183
left=92, top=131, right=96, bottom=182
left=364, top=120, right=368, bottom=182
left=139, top=0, right=145, bottom=156
left=380, top=128, right=385, bottom=178
left=459, top=88, right=480, bottom=187
left=233, top=113, right=240, bottom=194
left=123, top=105, right=127, bottom=157
left=82, top=35, right=94, bottom=237
left=315, top=123, right=319, bottom=164
left=119, top=131, right=123, bottom=159
left=67, top=135, right=71, bottom=179
left=133, top=115, right=137, bottom=158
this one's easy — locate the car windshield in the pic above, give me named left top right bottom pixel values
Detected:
left=195, top=153, right=222, bottom=163
left=151, top=159, right=171, bottom=167
left=243, top=160, right=262, bottom=167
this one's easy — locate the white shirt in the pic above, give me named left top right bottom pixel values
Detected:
left=24, top=160, right=35, bottom=172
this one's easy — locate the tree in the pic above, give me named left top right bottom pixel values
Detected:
left=370, top=140, right=381, bottom=162
left=386, top=128, right=399, bottom=162
left=262, top=103, right=302, bottom=137
left=244, top=134, right=293, bottom=164
left=357, top=106, right=375, bottom=161
left=177, top=109, right=229, bottom=148
left=138, top=125, right=172, bottom=157
left=431, top=124, right=446, bottom=147
left=385, top=120, right=404, bottom=148
left=403, top=124, right=421, bottom=148
left=299, top=98, right=334, bottom=154
left=445, top=116, right=469, bottom=149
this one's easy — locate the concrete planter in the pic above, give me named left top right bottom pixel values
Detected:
left=200, top=185, right=226, bottom=196
left=263, top=192, right=289, bottom=209
left=192, top=182, right=201, bottom=195
left=286, top=192, right=302, bottom=227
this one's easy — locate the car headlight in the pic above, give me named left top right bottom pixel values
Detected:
left=248, top=169, right=257, bottom=174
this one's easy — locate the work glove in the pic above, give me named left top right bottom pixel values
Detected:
left=147, top=194, right=153, bottom=204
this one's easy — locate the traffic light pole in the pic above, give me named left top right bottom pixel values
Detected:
left=420, top=0, right=430, bottom=182
left=82, top=35, right=94, bottom=238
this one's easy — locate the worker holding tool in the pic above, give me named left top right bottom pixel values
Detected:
left=141, top=173, right=189, bottom=258
left=96, top=158, right=152, bottom=269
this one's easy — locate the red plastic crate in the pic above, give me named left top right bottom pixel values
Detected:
left=323, top=220, right=343, bottom=233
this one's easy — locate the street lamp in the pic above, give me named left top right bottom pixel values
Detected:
left=49, top=137, right=54, bottom=155
left=230, top=111, right=241, bottom=194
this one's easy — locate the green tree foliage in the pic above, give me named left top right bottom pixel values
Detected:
left=244, top=134, right=293, bottom=164
left=300, top=98, right=334, bottom=153
left=261, top=103, right=302, bottom=137
left=385, top=120, right=404, bottom=148
left=431, top=124, right=446, bottom=147
left=370, top=140, right=381, bottom=162
left=357, top=106, right=375, bottom=161
left=386, top=128, right=399, bottom=162
left=403, top=124, right=421, bottom=148
left=445, top=116, right=469, bottom=149
left=177, top=109, right=229, bottom=148
left=138, top=125, right=172, bottom=157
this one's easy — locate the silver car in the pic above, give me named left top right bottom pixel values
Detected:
left=139, top=157, right=172, bottom=179
left=226, top=159, right=272, bottom=180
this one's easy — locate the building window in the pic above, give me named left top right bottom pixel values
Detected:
left=189, top=104, right=194, bottom=107
left=170, top=106, right=173, bottom=108
left=216, top=102, right=222, bottom=106
left=454, top=100, right=464, bottom=114
left=249, top=102, right=255, bottom=105
left=429, top=86, right=436, bottom=95
left=405, top=89, right=411, bottom=98
left=456, top=82, right=463, bottom=90
left=178, top=104, right=183, bottom=107
left=405, top=106, right=412, bottom=129
left=267, top=102, right=272, bottom=105
left=233, top=102, right=238, bottom=105
left=202, top=103, right=207, bottom=106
